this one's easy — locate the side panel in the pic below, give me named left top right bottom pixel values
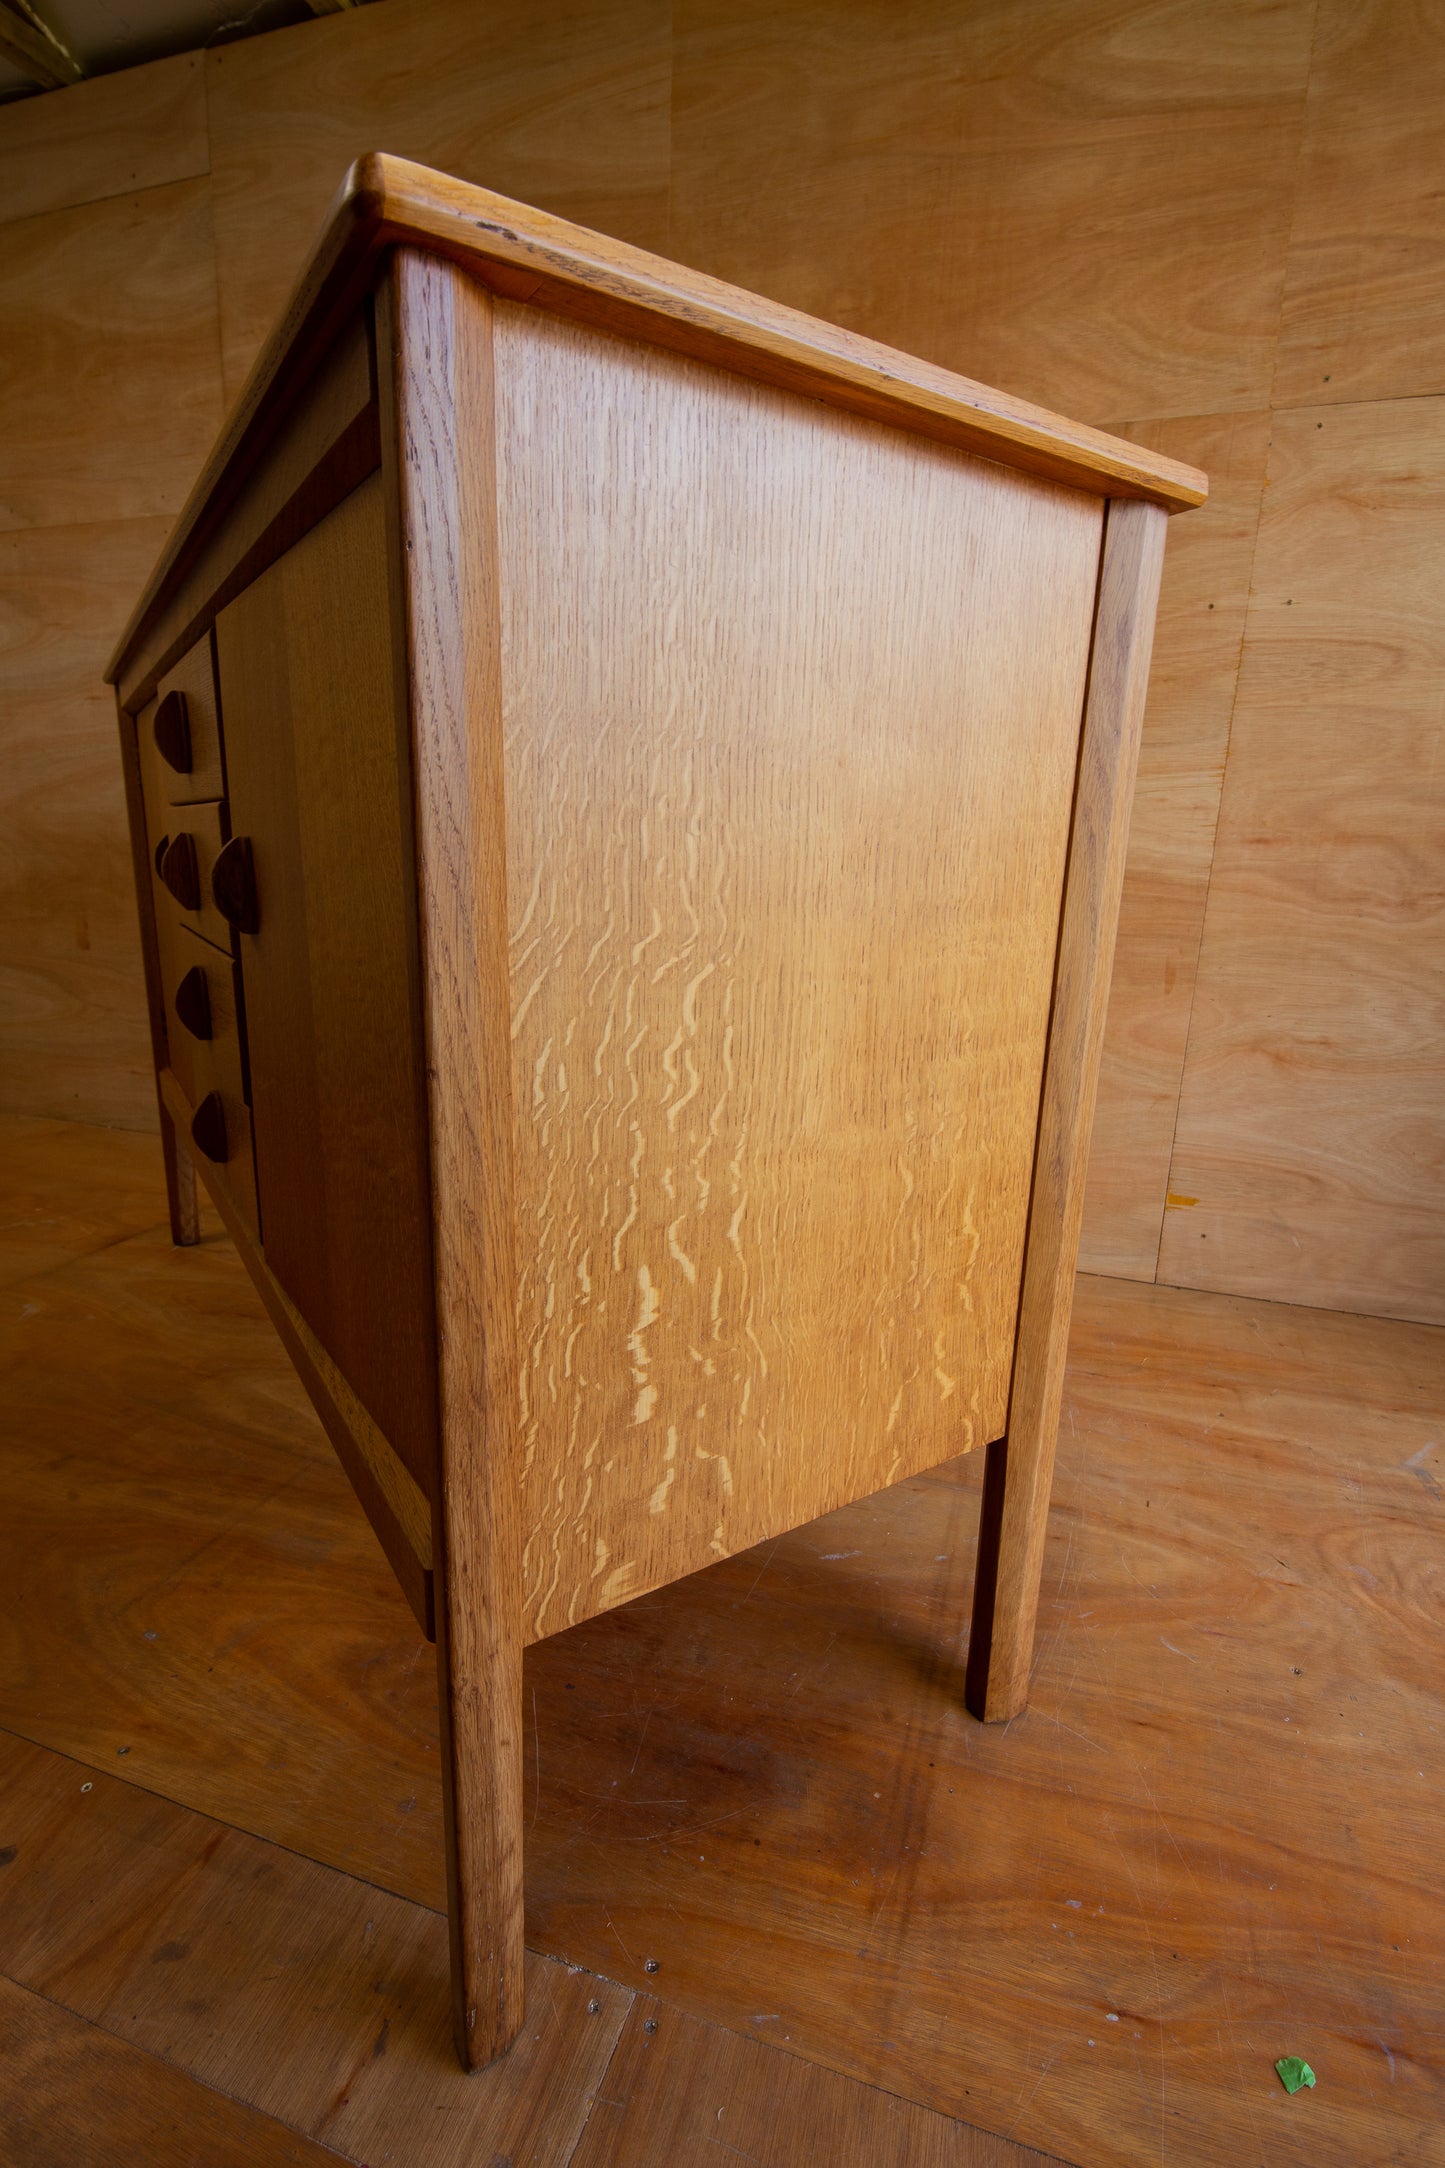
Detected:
left=492, top=302, right=1105, bottom=1640
left=213, top=472, right=439, bottom=1502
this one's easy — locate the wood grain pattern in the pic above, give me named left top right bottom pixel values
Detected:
left=109, top=142, right=1201, bottom=701
left=522, top=1272, right=1445, bottom=2168
left=214, top=470, right=440, bottom=1494
left=0, top=50, right=207, bottom=229
left=4, top=1113, right=1442, bottom=2167
left=0, top=1113, right=179, bottom=1289
left=969, top=499, right=1166, bottom=1722
left=494, top=300, right=1103, bottom=1640
left=0, top=179, right=223, bottom=535
left=205, top=0, right=671, bottom=400
left=1161, top=397, right=1445, bottom=1323
left=1079, top=410, right=1270, bottom=1280
left=0, top=1972, right=340, bottom=2168
left=0, top=0, right=1428, bottom=1312
left=572, top=1996, right=1062, bottom=2168
left=386, top=249, right=526, bottom=2067
left=0, top=1731, right=631, bottom=2167
left=142, top=630, right=226, bottom=806
left=1275, top=0, right=1445, bottom=407
left=0, top=516, right=169, bottom=1129
left=329, top=156, right=1207, bottom=504
left=0, top=1163, right=443, bottom=1902
left=671, top=0, right=1316, bottom=428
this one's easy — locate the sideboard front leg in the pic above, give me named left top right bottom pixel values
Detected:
left=966, top=497, right=1168, bottom=1725
left=386, top=246, right=526, bottom=2067
left=434, top=1451, right=524, bottom=2070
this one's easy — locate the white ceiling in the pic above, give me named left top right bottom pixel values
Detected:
left=0, top=0, right=339, bottom=104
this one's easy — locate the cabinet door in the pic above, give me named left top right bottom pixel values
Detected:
left=213, top=473, right=439, bottom=1499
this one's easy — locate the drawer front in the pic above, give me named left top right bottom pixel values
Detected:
left=148, top=799, right=235, bottom=955
left=165, top=925, right=259, bottom=1241
left=142, top=634, right=226, bottom=806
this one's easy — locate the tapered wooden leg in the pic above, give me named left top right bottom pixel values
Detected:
left=434, top=1463, right=524, bottom=2070
left=160, top=1102, right=201, bottom=1247
left=384, top=246, right=527, bottom=2066
left=965, top=498, right=1168, bottom=1724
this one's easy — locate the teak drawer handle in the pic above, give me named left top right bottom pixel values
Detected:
left=174, top=964, right=212, bottom=1041
left=158, top=832, right=201, bottom=911
left=211, top=836, right=258, bottom=935
left=154, top=690, right=192, bottom=774
left=190, top=1091, right=229, bottom=1164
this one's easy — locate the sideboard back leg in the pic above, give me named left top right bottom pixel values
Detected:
left=965, top=498, right=1168, bottom=1724
left=160, top=1106, right=200, bottom=1247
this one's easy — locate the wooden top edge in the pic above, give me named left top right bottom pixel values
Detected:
left=107, top=151, right=1206, bottom=684
left=360, top=155, right=1207, bottom=506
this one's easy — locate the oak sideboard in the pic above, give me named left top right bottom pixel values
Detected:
left=106, top=153, right=1206, bottom=2070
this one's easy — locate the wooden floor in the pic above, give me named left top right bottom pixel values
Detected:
left=1, top=1113, right=1441, bottom=2167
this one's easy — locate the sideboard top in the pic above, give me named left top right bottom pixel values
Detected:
left=107, top=153, right=1206, bottom=684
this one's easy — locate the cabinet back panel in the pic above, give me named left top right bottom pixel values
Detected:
left=492, top=304, right=1103, bottom=1639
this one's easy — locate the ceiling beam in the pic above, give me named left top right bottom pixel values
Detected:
left=0, top=0, right=83, bottom=89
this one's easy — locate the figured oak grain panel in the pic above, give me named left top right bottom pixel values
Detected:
left=492, top=304, right=1103, bottom=1638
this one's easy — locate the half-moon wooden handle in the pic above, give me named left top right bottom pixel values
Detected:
left=154, top=690, right=192, bottom=773
left=211, top=835, right=258, bottom=935
left=174, top=964, right=213, bottom=1041
left=159, top=831, right=201, bottom=911
left=190, top=1090, right=229, bottom=1164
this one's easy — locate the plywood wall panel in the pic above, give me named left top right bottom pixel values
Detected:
left=205, top=0, right=670, bottom=402
left=671, top=0, right=1316, bottom=424
left=1079, top=409, right=1269, bottom=1279
left=669, top=0, right=969, bottom=372
left=0, top=52, right=207, bottom=227
left=0, top=179, right=224, bottom=534
left=0, top=518, right=171, bottom=1127
left=1275, top=0, right=1445, bottom=409
left=1162, top=398, right=1445, bottom=1323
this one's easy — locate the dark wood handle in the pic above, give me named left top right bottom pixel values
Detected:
left=174, top=964, right=212, bottom=1041
left=211, top=835, right=258, bottom=934
left=159, top=831, right=201, bottom=911
left=190, top=1090, right=229, bottom=1164
left=153, top=689, right=192, bottom=774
